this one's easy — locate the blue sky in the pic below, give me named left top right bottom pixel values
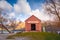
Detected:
left=6, top=0, right=45, bottom=10
left=6, top=0, right=17, bottom=6
left=27, top=0, right=45, bottom=10
left=0, top=0, right=51, bottom=22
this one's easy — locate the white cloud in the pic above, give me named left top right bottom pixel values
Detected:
left=9, top=12, right=15, bottom=17
left=14, top=0, right=31, bottom=14
left=14, top=4, right=21, bottom=13
left=13, top=0, right=50, bottom=21
left=29, top=9, right=50, bottom=21
left=0, top=0, right=51, bottom=21
left=0, top=0, right=12, bottom=12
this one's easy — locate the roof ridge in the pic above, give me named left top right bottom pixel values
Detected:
left=25, top=15, right=41, bottom=21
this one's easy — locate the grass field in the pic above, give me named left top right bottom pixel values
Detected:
left=7, top=32, right=60, bottom=40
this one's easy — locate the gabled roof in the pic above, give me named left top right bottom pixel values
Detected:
left=25, top=15, right=41, bottom=22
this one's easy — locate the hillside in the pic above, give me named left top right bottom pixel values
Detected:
left=7, top=32, right=60, bottom=40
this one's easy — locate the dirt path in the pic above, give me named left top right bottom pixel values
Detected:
left=0, top=33, right=15, bottom=40
left=0, top=34, right=30, bottom=40
left=0, top=34, right=9, bottom=40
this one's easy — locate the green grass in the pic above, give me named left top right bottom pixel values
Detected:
left=7, top=32, right=60, bottom=40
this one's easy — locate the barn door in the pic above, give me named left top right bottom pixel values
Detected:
left=31, top=24, right=36, bottom=31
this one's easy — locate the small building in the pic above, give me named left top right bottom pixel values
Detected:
left=25, top=15, right=41, bottom=32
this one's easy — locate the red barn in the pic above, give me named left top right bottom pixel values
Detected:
left=25, top=15, right=41, bottom=32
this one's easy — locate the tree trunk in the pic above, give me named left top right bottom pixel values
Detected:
left=2, top=24, right=11, bottom=33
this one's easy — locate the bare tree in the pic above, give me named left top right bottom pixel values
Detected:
left=0, top=8, right=4, bottom=33
left=10, top=20, right=18, bottom=33
left=44, top=0, right=60, bottom=21
left=0, top=8, right=11, bottom=33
